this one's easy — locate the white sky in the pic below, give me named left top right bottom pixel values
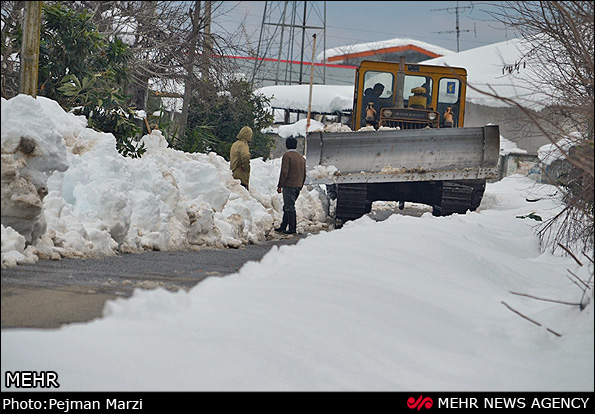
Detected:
left=215, top=1, right=518, bottom=53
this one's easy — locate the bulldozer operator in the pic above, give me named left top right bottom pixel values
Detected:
left=362, top=83, right=385, bottom=128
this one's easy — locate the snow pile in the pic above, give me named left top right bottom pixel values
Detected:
left=0, top=96, right=71, bottom=249
left=323, top=123, right=352, bottom=133
left=307, top=165, right=338, bottom=182
left=1, top=94, right=327, bottom=268
left=0, top=225, right=28, bottom=267
left=267, top=121, right=353, bottom=139
left=500, top=136, right=528, bottom=155
left=537, top=132, right=582, bottom=166
left=276, top=118, right=325, bottom=138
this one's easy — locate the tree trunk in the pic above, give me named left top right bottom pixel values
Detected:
left=202, top=1, right=212, bottom=77
left=178, top=1, right=202, bottom=143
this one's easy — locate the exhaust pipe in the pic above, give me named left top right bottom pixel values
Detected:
left=396, top=56, right=405, bottom=109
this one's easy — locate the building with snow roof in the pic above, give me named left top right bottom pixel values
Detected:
left=317, top=37, right=455, bottom=65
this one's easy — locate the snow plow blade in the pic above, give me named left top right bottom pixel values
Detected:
left=306, top=125, right=500, bottom=184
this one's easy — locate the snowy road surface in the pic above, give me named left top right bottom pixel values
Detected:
left=1, top=235, right=304, bottom=329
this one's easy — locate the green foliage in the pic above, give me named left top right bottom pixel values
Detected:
left=38, top=4, right=102, bottom=100
left=58, top=73, right=144, bottom=158
left=176, top=125, right=220, bottom=154
left=35, top=3, right=142, bottom=158
left=183, top=80, right=274, bottom=160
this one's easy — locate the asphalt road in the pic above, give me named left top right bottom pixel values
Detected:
left=1, top=204, right=429, bottom=330
left=1, top=234, right=306, bottom=329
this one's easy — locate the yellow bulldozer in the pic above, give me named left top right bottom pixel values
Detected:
left=306, top=58, right=500, bottom=221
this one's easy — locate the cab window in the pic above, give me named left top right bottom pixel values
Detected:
left=438, top=78, right=461, bottom=104
left=360, top=71, right=394, bottom=128
left=437, top=78, right=462, bottom=127
left=362, top=71, right=394, bottom=101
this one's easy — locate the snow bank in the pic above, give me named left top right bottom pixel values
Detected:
left=1, top=94, right=327, bottom=268
left=1, top=96, right=71, bottom=246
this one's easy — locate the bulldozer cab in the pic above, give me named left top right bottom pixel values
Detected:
left=354, top=59, right=467, bottom=131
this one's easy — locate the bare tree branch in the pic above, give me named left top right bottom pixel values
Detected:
left=509, top=291, right=582, bottom=306
left=484, top=2, right=593, bottom=257
left=501, top=301, right=562, bottom=337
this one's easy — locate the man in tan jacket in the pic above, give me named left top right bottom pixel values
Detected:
left=230, top=126, right=253, bottom=190
left=276, top=137, right=306, bottom=234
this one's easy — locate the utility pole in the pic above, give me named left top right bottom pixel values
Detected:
left=202, top=1, right=212, bottom=76
left=306, top=33, right=316, bottom=145
left=20, top=1, right=42, bottom=97
left=178, top=0, right=201, bottom=142
left=431, top=1, right=475, bottom=52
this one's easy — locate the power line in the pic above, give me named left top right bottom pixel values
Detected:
left=251, top=1, right=327, bottom=88
left=431, top=1, right=476, bottom=52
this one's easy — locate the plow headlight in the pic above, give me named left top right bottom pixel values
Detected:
left=428, top=112, right=437, bottom=121
left=383, top=109, right=393, bottom=117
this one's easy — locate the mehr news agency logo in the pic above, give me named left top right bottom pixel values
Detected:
left=406, top=395, right=591, bottom=410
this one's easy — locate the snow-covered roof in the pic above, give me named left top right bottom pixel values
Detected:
left=254, top=84, right=354, bottom=114
left=421, top=37, right=546, bottom=109
left=259, top=37, right=544, bottom=112
left=317, top=37, right=455, bottom=62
